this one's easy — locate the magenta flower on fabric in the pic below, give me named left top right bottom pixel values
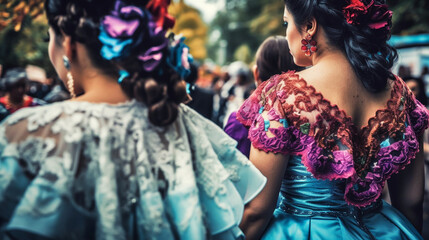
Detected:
left=345, top=176, right=383, bottom=207
left=409, top=100, right=429, bottom=135
left=303, top=142, right=355, bottom=180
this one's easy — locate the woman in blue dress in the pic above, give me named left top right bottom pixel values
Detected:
left=0, top=0, right=266, bottom=239
left=237, top=0, right=427, bottom=239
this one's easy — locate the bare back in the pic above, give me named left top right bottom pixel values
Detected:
left=298, top=59, right=394, bottom=130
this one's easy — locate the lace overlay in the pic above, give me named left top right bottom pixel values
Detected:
left=237, top=71, right=429, bottom=207
left=0, top=100, right=266, bottom=240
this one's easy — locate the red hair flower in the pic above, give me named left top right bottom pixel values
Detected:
left=343, top=0, right=371, bottom=25
left=343, top=0, right=392, bottom=32
left=146, top=0, right=175, bottom=30
left=367, top=4, right=392, bottom=30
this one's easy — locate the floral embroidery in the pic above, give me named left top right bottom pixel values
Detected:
left=237, top=71, right=429, bottom=207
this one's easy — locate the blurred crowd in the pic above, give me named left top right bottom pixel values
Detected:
left=0, top=65, right=70, bottom=121
left=1, top=53, right=429, bottom=239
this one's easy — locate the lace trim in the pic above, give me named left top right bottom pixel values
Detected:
left=237, top=71, right=429, bottom=207
left=0, top=101, right=261, bottom=239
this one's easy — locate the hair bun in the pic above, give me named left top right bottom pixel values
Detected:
left=143, top=78, right=166, bottom=105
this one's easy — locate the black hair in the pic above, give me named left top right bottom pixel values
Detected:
left=1, top=68, right=27, bottom=92
left=45, top=0, right=187, bottom=126
left=185, top=63, right=199, bottom=85
left=403, top=76, right=427, bottom=106
left=255, top=36, right=304, bottom=81
left=284, top=0, right=397, bottom=93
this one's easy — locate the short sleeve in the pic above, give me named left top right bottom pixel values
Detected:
left=406, top=89, right=429, bottom=137
left=237, top=72, right=310, bottom=155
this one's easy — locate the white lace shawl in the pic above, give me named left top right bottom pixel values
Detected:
left=0, top=100, right=266, bottom=240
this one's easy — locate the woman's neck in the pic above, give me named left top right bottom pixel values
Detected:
left=311, top=47, right=350, bottom=67
left=72, top=70, right=130, bottom=104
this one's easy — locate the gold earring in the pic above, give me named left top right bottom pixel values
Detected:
left=63, top=56, right=76, bottom=98
left=67, top=72, right=76, bottom=98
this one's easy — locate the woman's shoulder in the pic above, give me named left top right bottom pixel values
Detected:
left=1, top=100, right=144, bottom=143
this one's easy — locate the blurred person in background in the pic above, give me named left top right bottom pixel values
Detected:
left=220, top=61, right=253, bottom=127
left=43, top=75, right=71, bottom=103
left=421, top=66, right=429, bottom=102
left=25, top=65, right=51, bottom=100
left=398, top=64, right=411, bottom=79
left=224, top=36, right=303, bottom=158
left=212, top=68, right=229, bottom=126
left=404, top=76, right=427, bottom=106
left=186, top=63, right=214, bottom=119
left=0, top=68, right=43, bottom=116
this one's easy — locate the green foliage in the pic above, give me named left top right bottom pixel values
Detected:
left=208, top=0, right=429, bottom=65
left=0, top=17, right=54, bottom=76
left=388, top=0, right=429, bottom=35
left=209, top=0, right=276, bottom=64
left=234, top=44, right=252, bottom=63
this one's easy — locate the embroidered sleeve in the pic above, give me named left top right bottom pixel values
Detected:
left=344, top=77, right=423, bottom=207
left=237, top=72, right=307, bottom=155
left=405, top=85, right=429, bottom=137
left=237, top=72, right=355, bottom=181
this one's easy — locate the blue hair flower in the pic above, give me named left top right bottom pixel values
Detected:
left=166, top=36, right=193, bottom=79
left=99, top=27, right=133, bottom=60
left=118, top=69, right=130, bottom=83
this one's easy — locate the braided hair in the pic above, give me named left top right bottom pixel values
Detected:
left=45, top=0, right=189, bottom=126
left=283, top=0, right=397, bottom=93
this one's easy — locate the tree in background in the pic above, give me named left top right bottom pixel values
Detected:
left=0, top=0, right=53, bottom=76
left=209, top=0, right=272, bottom=65
left=0, top=0, right=428, bottom=71
left=169, top=0, right=208, bottom=61
left=0, top=0, right=44, bottom=32
left=388, top=0, right=429, bottom=35
left=208, top=0, right=429, bottom=65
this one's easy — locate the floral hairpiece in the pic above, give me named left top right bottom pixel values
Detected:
left=166, top=36, right=193, bottom=79
left=98, top=0, right=192, bottom=81
left=343, top=0, right=392, bottom=31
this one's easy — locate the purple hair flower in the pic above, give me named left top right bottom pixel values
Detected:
left=137, top=20, right=168, bottom=72
left=98, top=0, right=169, bottom=72
left=99, top=0, right=147, bottom=60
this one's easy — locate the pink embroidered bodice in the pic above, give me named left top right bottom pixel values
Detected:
left=237, top=71, right=429, bottom=207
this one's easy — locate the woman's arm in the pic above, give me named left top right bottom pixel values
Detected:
left=388, top=135, right=424, bottom=233
left=239, top=145, right=289, bottom=240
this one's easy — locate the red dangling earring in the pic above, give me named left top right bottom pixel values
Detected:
left=301, top=34, right=317, bottom=57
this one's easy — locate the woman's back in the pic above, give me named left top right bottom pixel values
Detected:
left=238, top=71, right=427, bottom=239
left=298, top=55, right=394, bottom=130
left=0, top=101, right=266, bottom=239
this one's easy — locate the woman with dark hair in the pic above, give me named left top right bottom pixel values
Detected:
left=0, top=0, right=266, bottom=239
left=403, top=76, right=427, bottom=106
left=237, top=0, right=428, bottom=239
left=224, top=36, right=302, bottom=158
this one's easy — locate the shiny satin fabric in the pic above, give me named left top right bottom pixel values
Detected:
left=262, top=155, right=423, bottom=240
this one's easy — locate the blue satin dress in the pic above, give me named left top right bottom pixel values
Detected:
left=262, top=155, right=423, bottom=240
